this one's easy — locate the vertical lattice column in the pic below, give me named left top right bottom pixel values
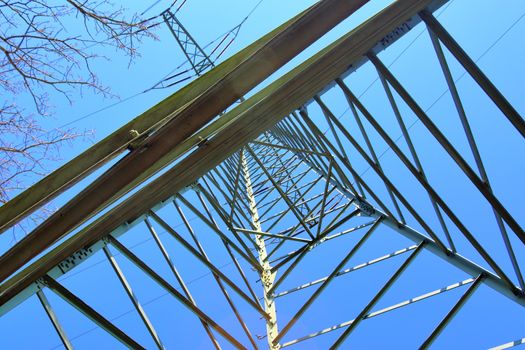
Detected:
left=240, top=150, right=280, bottom=349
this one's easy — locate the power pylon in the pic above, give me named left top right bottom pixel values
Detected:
left=155, top=2, right=242, bottom=89
left=1, top=0, right=524, bottom=349
left=162, top=8, right=214, bottom=76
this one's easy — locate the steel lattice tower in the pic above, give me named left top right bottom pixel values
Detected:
left=162, top=8, right=214, bottom=76
left=0, top=0, right=524, bottom=349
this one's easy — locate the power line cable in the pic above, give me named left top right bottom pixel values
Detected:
left=140, top=0, right=165, bottom=16
left=150, top=0, right=267, bottom=90
left=8, top=0, right=265, bottom=150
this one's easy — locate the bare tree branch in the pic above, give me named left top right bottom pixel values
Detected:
left=0, top=1, right=157, bottom=238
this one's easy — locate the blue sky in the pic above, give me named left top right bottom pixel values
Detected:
left=1, top=0, right=525, bottom=349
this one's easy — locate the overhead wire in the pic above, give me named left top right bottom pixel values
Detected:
left=149, top=0, right=266, bottom=90
left=140, top=0, right=166, bottom=16
left=3, top=0, right=268, bottom=245
left=9, top=0, right=261, bottom=151
left=5, top=1, right=186, bottom=151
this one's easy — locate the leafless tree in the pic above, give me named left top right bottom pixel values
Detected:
left=0, top=0, right=157, bottom=236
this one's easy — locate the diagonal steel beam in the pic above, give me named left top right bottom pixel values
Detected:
left=420, top=274, right=484, bottom=349
left=334, top=80, right=516, bottom=289
left=144, top=218, right=222, bottom=350
left=418, top=10, right=525, bottom=138
left=425, top=25, right=525, bottom=288
left=330, top=243, right=425, bottom=349
left=36, top=290, right=74, bottom=350
left=42, top=275, right=146, bottom=350
left=0, top=0, right=371, bottom=282
left=107, top=235, right=247, bottom=349
left=148, top=210, right=269, bottom=320
left=273, top=217, right=382, bottom=345
left=103, top=246, right=165, bottom=349
left=367, top=52, right=525, bottom=246
left=175, top=193, right=259, bottom=349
